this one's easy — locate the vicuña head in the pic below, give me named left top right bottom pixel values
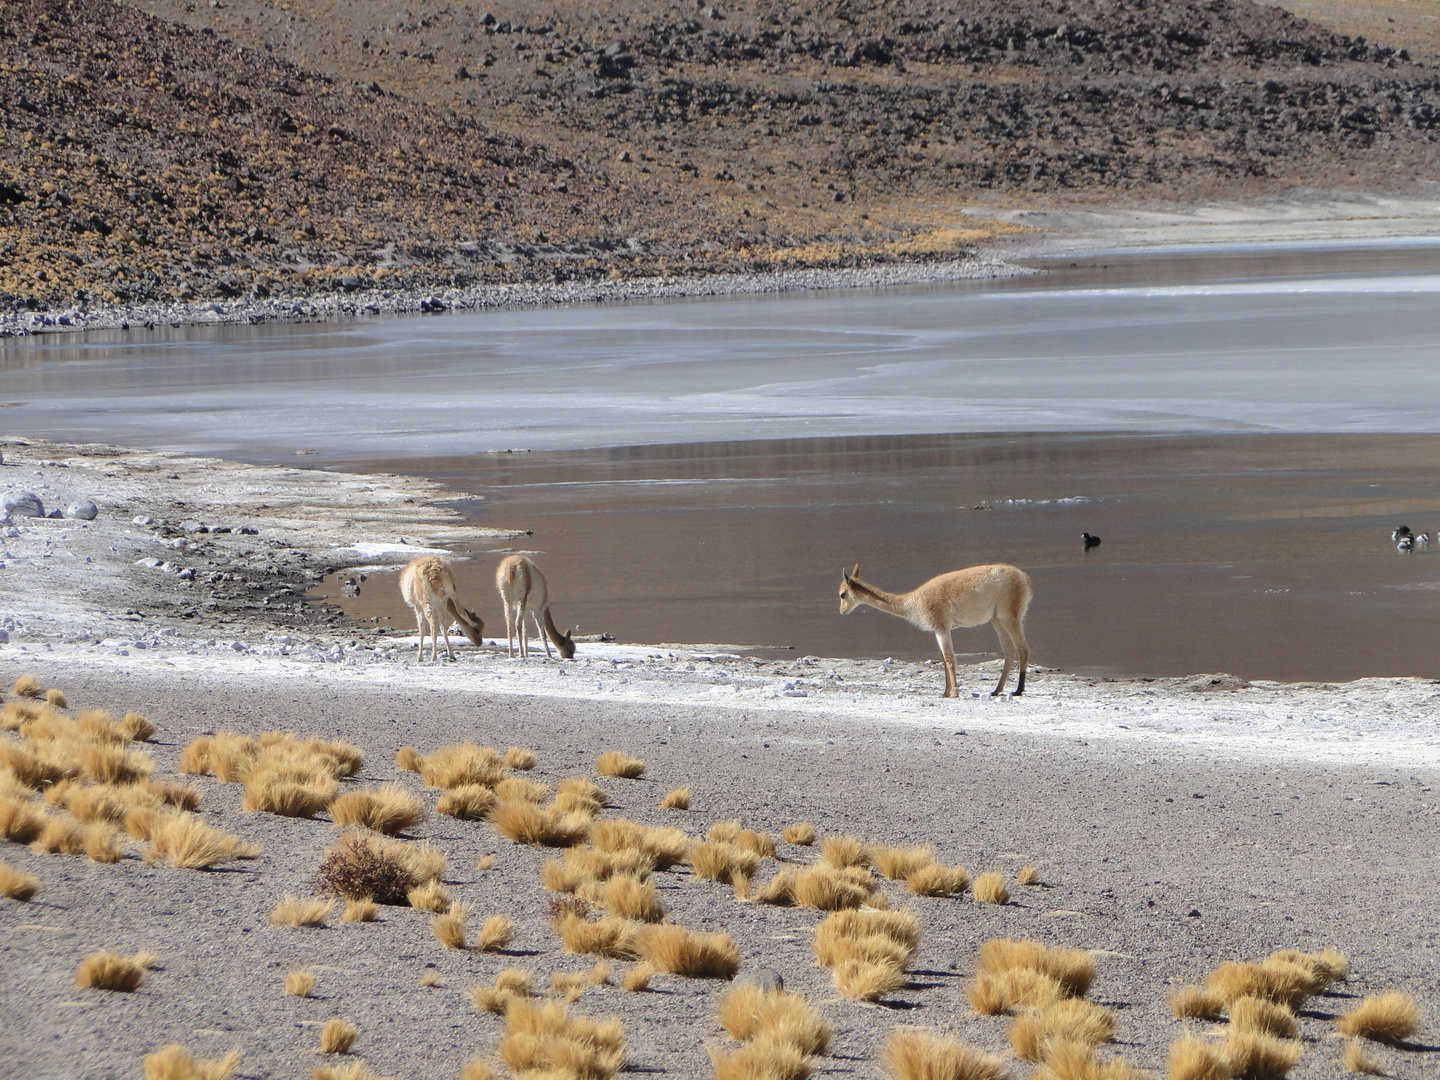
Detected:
left=838, top=564, right=864, bottom=614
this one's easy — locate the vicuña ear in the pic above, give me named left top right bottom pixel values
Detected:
left=850, top=563, right=860, bottom=579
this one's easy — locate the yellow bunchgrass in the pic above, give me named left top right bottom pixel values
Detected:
left=557, top=776, right=610, bottom=809
left=0, top=740, right=77, bottom=789
left=1230, top=996, right=1298, bottom=1038
left=660, top=787, right=691, bottom=810
left=142, top=1044, right=241, bottom=1080
left=420, top=970, right=442, bottom=988
left=969, top=969, right=1066, bottom=1016
left=0, top=857, right=40, bottom=901
left=593, top=873, right=665, bottom=922
left=491, top=800, right=590, bottom=847
left=270, top=895, right=334, bottom=928
left=1036, top=1041, right=1150, bottom=1080
left=45, top=688, right=67, bottom=708
left=313, top=1061, right=382, bottom=1080
left=709, top=1038, right=815, bottom=1080
left=320, top=1017, right=359, bottom=1054
left=732, top=829, right=777, bottom=859
left=75, top=949, right=149, bottom=992
left=978, top=939, right=1096, bottom=997
left=30, top=815, right=86, bottom=855
left=882, top=1027, right=1008, bottom=1080
left=477, top=914, right=514, bottom=952
left=145, top=812, right=260, bottom=869
left=13, top=675, right=44, bottom=698
left=498, top=998, right=625, bottom=1079
left=285, top=970, right=316, bottom=997
left=784, top=822, right=815, bottom=846
left=1224, top=1030, right=1302, bottom=1080
left=329, top=785, right=425, bottom=835
left=476, top=854, right=496, bottom=871
left=906, top=862, right=971, bottom=897
left=1171, top=985, right=1227, bottom=1021
left=973, top=871, right=1010, bottom=905
left=436, top=784, right=497, bottom=821
left=709, top=820, right=741, bottom=843
left=717, top=982, right=832, bottom=1055
left=596, top=751, right=645, bottom=778
left=1017, top=865, right=1042, bottom=885
left=634, top=923, right=740, bottom=979
left=118, top=711, right=157, bottom=742
left=1207, top=961, right=1316, bottom=1011
left=813, top=908, right=921, bottom=968
left=472, top=968, right=532, bottom=1014
left=407, top=880, right=452, bottom=913
left=1168, top=1034, right=1233, bottom=1080
left=0, top=795, right=48, bottom=843
left=819, top=835, right=869, bottom=868
left=504, top=746, right=537, bottom=770
left=622, top=963, right=654, bottom=992
left=1342, top=1039, right=1383, bottom=1075
left=459, top=1059, right=497, bottom=1080
left=589, top=961, right=612, bottom=986
left=553, top=910, right=640, bottom=959
left=1337, top=992, right=1420, bottom=1044
left=433, top=902, right=470, bottom=949
left=342, top=899, right=378, bottom=923
left=1267, top=948, right=1348, bottom=987
left=689, top=841, right=761, bottom=885
left=589, top=819, right=692, bottom=870
left=83, top=822, right=123, bottom=863
left=792, top=863, right=876, bottom=911
left=552, top=971, right=590, bottom=1002
left=240, top=772, right=337, bottom=818
left=871, top=845, right=934, bottom=880
left=1010, top=999, right=1118, bottom=1061
left=748, top=868, right=797, bottom=906
left=398, top=742, right=503, bottom=789
left=495, top=776, right=551, bottom=804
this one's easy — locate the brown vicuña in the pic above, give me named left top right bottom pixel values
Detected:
left=399, top=555, right=486, bottom=663
left=495, top=555, right=576, bottom=659
left=838, top=562, right=1032, bottom=697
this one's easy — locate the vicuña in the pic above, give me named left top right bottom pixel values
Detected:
left=495, top=554, right=576, bottom=659
left=398, top=555, right=485, bottom=662
left=838, top=563, right=1032, bottom=697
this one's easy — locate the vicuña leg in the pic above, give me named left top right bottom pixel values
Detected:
left=935, top=629, right=959, bottom=698
left=531, top=611, right=552, bottom=658
left=435, top=600, right=453, bottom=661
left=990, top=621, right=1014, bottom=697
left=413, top=606, right=428, bottom=663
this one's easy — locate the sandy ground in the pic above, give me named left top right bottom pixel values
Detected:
left=2, top=439, right=1439, bottom=1079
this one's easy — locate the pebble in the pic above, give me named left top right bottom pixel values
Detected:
left=64, top=500, right=98, bottom=520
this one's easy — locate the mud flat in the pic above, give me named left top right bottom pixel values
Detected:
left=1, top=439, right=1438, bottom=1079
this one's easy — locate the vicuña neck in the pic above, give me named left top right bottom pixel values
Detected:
left=850, top=577, right=906, bottom=616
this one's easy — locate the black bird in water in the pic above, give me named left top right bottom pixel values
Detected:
left=1392, top=525, right=1413, bottom=542
left=1082, top=532, right=1102, bottom=551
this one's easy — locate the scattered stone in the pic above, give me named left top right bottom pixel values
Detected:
left=2, top=491, right=44, bottom=518
left=736, top=968, right=783, bottom=992
left=132, top=515, right=153, bottom=525
left=64, top=500, right=98, bottom=520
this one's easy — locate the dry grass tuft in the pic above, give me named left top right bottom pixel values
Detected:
left=552, top=971, right=590, bottom=1002
left=433, top=902, right=470, bottom=949
left=819, top=835, right=870, bottom=869
left=0, top=794, right=48, bottom=843
left=285, top=970, right=316, bottom=997
left=906, top=862, right=971, bottom=897
left=689, top=841, right=762, bottom=886
left=495, top=776, right=551, bottom=804
left=792, top=864, right=877, bottom=911
left=471, top=968, right=532, bottom=1014
left=477, top=914, right=515, bottom=953
left=833, top=957, right=904, bottom=1001
left=558, top=776, right=610, bottom=809
left=634, top=922, right=740, bottom=979
left=589, top=819, right=692, bottom=870
left=553, top=910, right=640, bottom=959
left=1230, top=997, right=1297, bottom=1039
left=709, top=1038, right=816, bottom=1080
left=1342, top=1039, right=1384, bottom=1075
left=813, top=908, right=921, bottom=967
left=75, top=949, right=148, bottom=992
left=709, top=820, right=742, bottom=843
left=498, top=998, right=625, bottom=1079
left=882, top=1027, right=1008, bottom=1080
left=142, top=1044, right=241, bottom=1080
left=395, top=746, right=424, bottom=773
left=476, top=854, right=496, bottom=871
left=1267, top=948, right=1348, bottom=988
left=329, top=785, right=426, bottom=835
left=1224, top=1030, right=1302, bottom=1080
left=1017, top=865, right=1042, bottom=885
left=594, top=873, right=665, bottom=922
left=871, top=845, right=935, bottom=881
left=84, top=822, right=123, bottom=863
left=342, top=899, right=378, bottom=923
left=419, top=970, right=441, bottom=988
left=491, top=800, right=591, bottom=848
left=1010, top=1000, right=1118, bottom=1061
left=146, top=812, right=260, bottom=869
left=271, top=895, right=335, bottom=928
left=978, top=938, right=1095, bottom=997
left=118, top=711, right=157, bottom=742
left=437, top=784, right=497, bottom=821
left=623, top=963, right=654, bottom=992
left=315, top=831, right=437, bottom=905
left=13, top=674, right=44, bottom=699
left=1337, top=992, right=1420, bottom=1044
left=1208, top=962, right=1315, bottom=1011
left=751, top=868, right=798, bottom=907
left=45, top=688, right=67, bottom=708
left=0, top=857, right=39, bottom=901
left=732, top=829, right=778, bottom=859
left=320, top=1018, right=359, bottom=1054
left=973, top=871, right=1010, bottom=905
left=407, top=880, right=451, bottom=913
left=32, top=815, right=91, bottom=855
left=660, top=787, right=691, bottom=810
left=1036, top=1042, right=1152, bottom=1080
left=312, top=1061, right=381, bottom=1080
left=717, top=983, right=832, bottom=1055
left=969, top=969, right=1066, bottom=1016
left=459, top=1058, right=497, bottom=1080
left=505, top=746, right=538, bottom=771
left=241, top=773, right=336, bottom=818
left=408, top=742, right=504, bottom=790
left=1171, top=986, right=1227, bottom=1021
left=596, top=751, right=645, bottom=778
left=784, top=822, right=816, bottom=846
left=1168, top=1034, right=1233, bottom=1080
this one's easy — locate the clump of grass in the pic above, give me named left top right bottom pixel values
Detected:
left=498, top=998, right=625, bottom=1079
left=717, top=982, right=832, bottom=1055
left=634, top=923, right=740, bottom=979
left=973, top=871, right=1010, bottom=905
left=84, top=822, right=123, bottom=863
left=1171, top=986, right=1227, bottom=1021
left=313, top=1061, right=382, bottom=1080
left=285, top=970, right=316, bottom=997
left=1017, top=866, right=1042, bottom=885
left=819, top=835, right=869, bottom=869
left=495, top=776, right=550, bottom=804
left=476, top=854, right=496, bottom=871
left=75, top=950, right=150, bottom=992
left=622, top=963, right=654, bottom=992
left=329, top=785, right=426, bottom=835
left=0, top=795, right=48, bottom=844
left=407, top=880, right=451, bottom=913
left=1207, top=961, right=1318, bottom=1011
left=1010, top=1000, right=1118, bottom=1061
left=871, top=845, right=934, bottom=881
left=271, top=895, right=334, bottom=928
left=459, top=1059, right=497, bottom=1080
left=748, top=868, right=797, bottom=907
left=472, top=968, right=532, bottom=1014
left=315, top=831, right=439, bottom=904
left=596, top=751, right=645, bottom=778
left=45, top=688, right=67, bottom=708
left=969, top=969, right=1065, bottom=1016
left=1037, top=1042, right=1151, bottom=1080
left=594, top=873, right=665, bottom=922
left=505, top=746, right=537, bottom=771
left=881, top=1027, right=1007, bottom=1080
left=906, top=862, right=971, bottom=897
left=145, top=812, right=260, bottom=869
left=589, top=819, right=692, bottom=870
left=1342, top=1039, right=1383, bottom=1075
left=1168, top=1034, right=1233, bottom=1080
left=240, top=773, right=336, bottom=818
left=142, top=1044, right=240, bottom=1080
left=557, top=776, right=610, bottom=809
left=709, top=820, right=741, bottom=843
left=1337, top=992, right=1420, bottom=1044
left=660, top=788, right=691, bottom=810
left=30, top=815, right=86, bottom=855
left=177, top=731, right=258, bottom=782
left=552, top=971, right=590, bottom=1002
left=399, top=741, right=503, bottom=789
left=978, top=939, right=1095, bottom=997
left=491, top=800, right=590, bottom=848
left=478, top=914, right=514, bottom=953
left=419, top=970, right=441, bottom=988
left=342, top=899, right=378, bottom=923
left=1224, top=1030, right=1302, bottom=1080
left=1231, top=997, right=1297, bottom=1039
left=553, top=909, right=640, bottom=959
left=709, top=1038, right=814, bottom=1080
left=689, top=841, right=761, bottom=886
left=118, top=711, right=157, bottom=742
left=320, top=1018, right=359, bottom=1054
left=433, top=902, right=470, bottom=949
left=436, top=785, right=497, bottom=821
left=792, top=864, right=877, bottom=911
left=589, top=961, right=612, bottom=986
left=732, top=829, right=777, bottom=859
left=813, top=908, right=921, bottom=968
left=0, top=858, right=39, bottom=901
left=784, top=822, right=816, bottom=846
left=13, top=675, right=44, bottom=699
left=1267, top=947, right=1348, bottom=987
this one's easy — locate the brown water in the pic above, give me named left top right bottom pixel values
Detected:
left=331, top=431, right=1440, bottom=682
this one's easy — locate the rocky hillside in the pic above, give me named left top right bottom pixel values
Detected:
left=2, top=0, right=1437, bottom=310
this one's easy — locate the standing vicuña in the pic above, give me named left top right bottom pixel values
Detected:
left=495, top=555, right=576, bottom=659
left=838, top=563, right=1032, bottom=697
left=399, top=555, right=485, bottom=663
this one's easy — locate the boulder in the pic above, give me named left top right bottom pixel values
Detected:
left=64, top=500, right=98, bottom=520
left=734, top=967, right=783, bottom=992
left=2, top=491, right=43, bottom=518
